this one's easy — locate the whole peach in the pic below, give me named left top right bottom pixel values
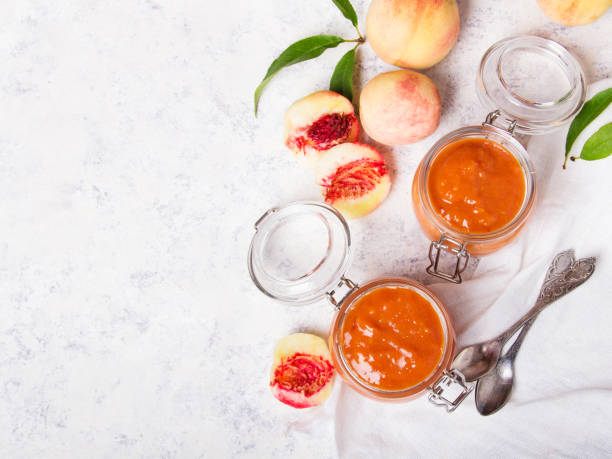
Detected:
left=536, top=0, right=612, bottom=25
left=366, top=0, right=460, bottom=69
left=359, top=70, right=441, bottom=146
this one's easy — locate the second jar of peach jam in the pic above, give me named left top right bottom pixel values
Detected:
left=329, top=278, right=455, bottom=401
left=248, top=202, right=469, bottom=409
left=412, top=35, right=586, bottom=283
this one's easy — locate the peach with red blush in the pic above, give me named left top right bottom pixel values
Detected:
left=359, top=70, right=441, bottom=146
left=536, top=0, right=612, bottom=25
left=366, top=0, right=460, bottom=69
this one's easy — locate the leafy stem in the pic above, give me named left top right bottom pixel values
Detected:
left=253, top=35, right=346, bottom=115
left=254, top=0, right=364, bottom=115
left=563, top=88, right=612, bottom=168
left=355, top=24, right=364, bottom=41
left=566, top=122, right=612, bottom=165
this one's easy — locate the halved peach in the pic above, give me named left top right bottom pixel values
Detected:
left=270, top=333, right=335, bottom=409
left=314, top=143, right=391, bottom=219
left=284, top=90, right=359, bottom=167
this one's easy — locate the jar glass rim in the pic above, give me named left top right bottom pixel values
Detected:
left=476, top=34, right=586, bottom=134
left=247, top=201, right=352, bottom=304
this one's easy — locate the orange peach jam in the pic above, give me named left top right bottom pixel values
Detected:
left=427, top=138, right=525, bottom=234
left=340, top=285, right=444, bottom=391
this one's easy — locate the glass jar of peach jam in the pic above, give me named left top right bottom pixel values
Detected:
left=329, top=278, right=455, bottom=402
left=248, top=202, right=470, bottom=409
left=412, top=35, right=586, bottom=283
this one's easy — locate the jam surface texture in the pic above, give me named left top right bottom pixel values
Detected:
left=427, top=138, right=526, bottom=234
left=341, top=285, right=445, bottom=391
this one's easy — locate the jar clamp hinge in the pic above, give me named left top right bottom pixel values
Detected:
left=427, top=233, right=469, bottom=284
left=483, top=110, right=517, bottom=135
left=253, top=207, right=278, bottom=230
left=326, top=276, right=358, bottom=309
left=428, top=369, right=474, bottom=412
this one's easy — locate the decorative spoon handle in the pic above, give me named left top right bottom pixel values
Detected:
left=495, top=252, right=595, bottom=346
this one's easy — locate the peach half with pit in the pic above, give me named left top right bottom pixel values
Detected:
left=366, top=0, right=460, bottom=69
left=284, top=90, right=359, bottom=167
left=270, top=333, right=335, bottom=409
left=314, top=143, right=391, bottom=219
left=360, top=70, right=441, bottom=146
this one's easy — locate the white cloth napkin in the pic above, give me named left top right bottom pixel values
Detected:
left=334, top=79, right=612, bottom=458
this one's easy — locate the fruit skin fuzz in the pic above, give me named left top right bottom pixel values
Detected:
left=536, top=0, right=612, bottom=26
left=360, top=70, right=441, bottom=146
left=284, top=90, right=359, bottom=167
left=366, top=0, right=460, bottom=69
left=270, top=333, right=335, bottom=409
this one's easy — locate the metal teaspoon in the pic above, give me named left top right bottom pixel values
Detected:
left=473, top=250, right=573, bottom=415
left=450, top=250, right=596, bottom=382
left=475, top=252, right=597, bottom=415
left=474, top=316, right=535, bottom=415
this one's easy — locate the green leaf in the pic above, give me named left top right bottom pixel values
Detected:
left=331, top=0, right=359, bottom=28
left=330, top=48, right=356, bottom=102
left=580, top=122, right=612, bottom=161
left=254, top=35, right=345, bottom=116
left=565, top=87, right=612, bottom=164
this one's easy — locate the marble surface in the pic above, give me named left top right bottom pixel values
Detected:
left=1, top=1, right=611, bottom=457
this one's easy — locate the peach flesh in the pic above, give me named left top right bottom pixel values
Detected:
left=302, top=113, right=357, bottom=150
left=270, top=333, right=335, bottom=408
left=359, top=70, right=441, bottom=146
left=366, top=0, right=460, bottom=69
left=315, top=143, right=391, bottom=219
left=270, top=353, right=334, bottom=408
left=284, top=90, right=359, bottom=166
left=323, top=158, right=387, bottom=202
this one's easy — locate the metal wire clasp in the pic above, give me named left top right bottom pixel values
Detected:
left=253, top=207, right=278, bottom=230
left=326, top=276, right=358, bottom=309
left=428, top=369, right=474, bottom=412
left=426, top=233, right=469, bottom=284
left=483, top=110, right=517, bottom=135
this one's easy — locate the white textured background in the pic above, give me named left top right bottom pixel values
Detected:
left=1, top=1, right=611, bottom=457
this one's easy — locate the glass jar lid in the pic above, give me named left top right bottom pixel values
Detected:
left=248, top=201, right=352, bottom=304
left=477, top=35, right=586, bottom=135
